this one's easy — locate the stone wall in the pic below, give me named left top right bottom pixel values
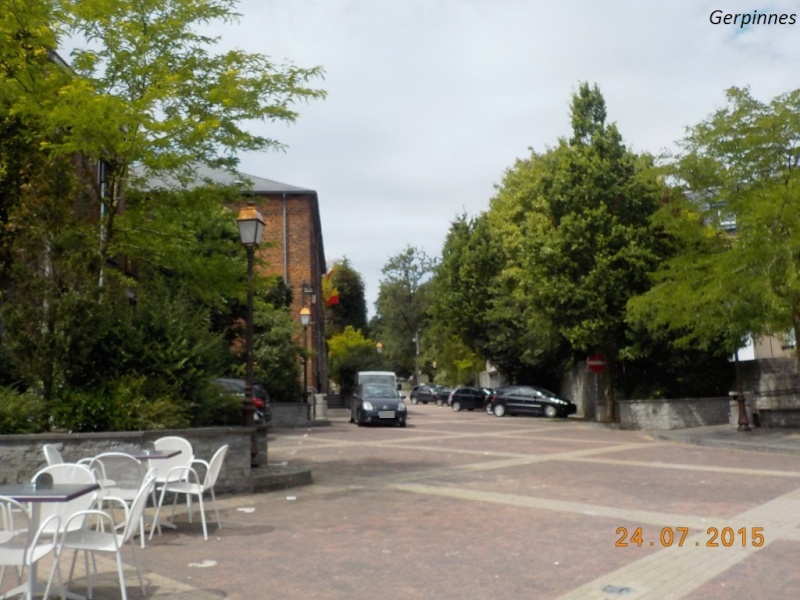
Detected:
left=270, top=402, right=312, bottom=428
left=562, top=361, right=603, bottom=420
left=618, top=398, right=731, bottom=430
left=0, top=426, right=267, bottom=495
left=756, top=372, right=800, bottom=427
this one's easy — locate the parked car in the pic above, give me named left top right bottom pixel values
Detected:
left=448, top=387, right=492, bottom=412
left=489, top=385, right=576, bottom=418
left=409, top=384, right=438, bottom=405
left=350, top=383, right=408, bottom=427
left=433, top=386, right=453, bottom=407
left=211, top=378, right=271, bottom=424
left=485, top=386, right=515, bottom=414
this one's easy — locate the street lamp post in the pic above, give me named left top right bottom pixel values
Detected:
left=236, top=202, right=265, bottom=446
left=300, top=306, right=311, bottom=420
left=412, top=330, right=420, bottom=385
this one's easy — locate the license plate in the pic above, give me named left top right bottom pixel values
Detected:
left=378, top=411, right=395, bottom=418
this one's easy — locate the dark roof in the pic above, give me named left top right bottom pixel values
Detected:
left=134, top=163, right=315, bottom=195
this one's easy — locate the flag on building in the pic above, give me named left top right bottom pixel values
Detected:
left=322, top=268, right=340, bottom=307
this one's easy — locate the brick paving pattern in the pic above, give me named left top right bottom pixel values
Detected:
left=6, top=407, right=800, bottom=599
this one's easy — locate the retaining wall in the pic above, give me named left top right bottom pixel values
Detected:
left=618, top=398, right=731, bottom=430
left=0, top=426, right=267, bottom=495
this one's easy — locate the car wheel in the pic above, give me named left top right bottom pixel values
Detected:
left=436, top=398, right=443, bottom=407
left=544, top=405, right=558, bottom=418
left=486, top=403, right=494, bottom=415
left=493, top=403, right=506, bottom=417
left=411, top=397, right=418, bottom=405
left=452, top=401, right=461, bottom=412
left=356, top=410, right=365, bottom=426
left=398, top=418, right=407, bottom=428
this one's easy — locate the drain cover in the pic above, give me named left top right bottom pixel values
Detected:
left=602, top=585, right=634, bottom=595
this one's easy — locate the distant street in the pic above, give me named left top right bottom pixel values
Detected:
left=127, top=405, right=800, bottom=599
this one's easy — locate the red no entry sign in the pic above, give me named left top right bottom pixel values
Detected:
left=587, top=353, right=606, bottom=374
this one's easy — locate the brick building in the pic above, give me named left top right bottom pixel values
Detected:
left=233, top=171, right=328, bottom=397
left=141, top=165, right=329, bottom=397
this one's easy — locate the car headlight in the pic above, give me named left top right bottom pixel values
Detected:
left=363, top=401, right=374, bottom=411
left=398, top=401, right=406, bottom=411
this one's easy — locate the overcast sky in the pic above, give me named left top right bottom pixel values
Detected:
left=217, top=0, right=800, bottom=314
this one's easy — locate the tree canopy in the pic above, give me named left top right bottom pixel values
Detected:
left=629, top=85, right=800, bottom=371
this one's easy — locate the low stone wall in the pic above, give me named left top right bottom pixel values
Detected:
left=756, top=373, right=800, bottom=427
left=0, top=426, right=267, bottom=495
left=270, top=402, right=311, bottom=427
left=618, top=398, right=731, bottom=430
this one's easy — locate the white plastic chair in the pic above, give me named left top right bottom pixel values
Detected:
left=88, top=453, right=148, bottom=548
left=147, top=437, right=194, bottom=534
left=148, top=437, right=194, bottom=484
left=59, top=470, right=157, bottom=600
left=0, top=496, right=64, bottom=600
left=150, top=444, right=228, bottom=541
left=42, top=444, right=64, bottom=466
left=31, top=464, right=99, bottom=537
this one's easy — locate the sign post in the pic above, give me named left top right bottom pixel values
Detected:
left=587, top=353, right=606, bottom=374
left=587, top=353, right=606, bottom=421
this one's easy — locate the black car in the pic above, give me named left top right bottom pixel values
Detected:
left=409, top=385, right=438, bottom=405
left=350, top=383, right=408, bottom=427
left=448, top=387, right=492, bottom=412
left=490, top=385, right=576, bottom=418
left=433, top=386, right=453, bottom=407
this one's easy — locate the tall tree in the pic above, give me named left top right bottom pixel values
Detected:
left=4, top=0, right=326, bottom=280
left=629, top=86, right=800, bottom=371
left=510, top=83, right=664, bottom=418
left=374, top=246, right=436, bottom=379
left=324, top=257, right=368, bottom=337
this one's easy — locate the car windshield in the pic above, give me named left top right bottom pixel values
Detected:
left=363, top=385, right=399, bottom=398
left=530, top=386, right=558, bottom=398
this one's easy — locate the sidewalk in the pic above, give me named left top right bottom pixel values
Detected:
left=652, top=422, right=800, bottom=455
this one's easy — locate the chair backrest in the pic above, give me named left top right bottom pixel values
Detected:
left=151, top=436, right=194, bottom=482
left=0, top=495, right=35, bottom=564
left=120, top=470, right=157, bottom=544
left=90, top=452, right=146, bottom=501
left=32, top=463, right=97, bottom=534
left=43, top=444, right=64, bottom=465
left=203, top=445, right=229, bottom=491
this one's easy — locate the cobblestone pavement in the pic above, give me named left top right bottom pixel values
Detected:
left=9, top=407, right=800, bottom=599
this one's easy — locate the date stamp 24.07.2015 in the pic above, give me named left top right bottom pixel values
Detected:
left=615, top=526, right=764, bottom=548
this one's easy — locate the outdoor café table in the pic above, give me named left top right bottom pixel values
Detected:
left=125, top=449, right=181, bottom=461
left=0, top=481, right=100, bottom=600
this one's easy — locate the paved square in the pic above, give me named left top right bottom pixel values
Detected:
left=11, top=405, right=800, bottom=599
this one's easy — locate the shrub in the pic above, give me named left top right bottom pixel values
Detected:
left=0, top=386, right=48, bottom=434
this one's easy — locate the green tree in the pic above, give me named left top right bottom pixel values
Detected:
left=249, top=302, right=304, bottom=403
left=5, top=0, right=326, bottom=280
left=325, top=257, right=368, bottom=337
left=495, top=83, right=664, bottom=416
left=373, top=246, right=436, bottom=380
left=327, top=326, right=381, bottom=400
left=629, top=86, right=800, bottom=372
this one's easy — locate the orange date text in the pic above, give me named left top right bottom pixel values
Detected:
left=615, top=526, right=764, bottom=548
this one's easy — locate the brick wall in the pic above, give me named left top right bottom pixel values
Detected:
left=236, top=192, right=328, bottom=396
